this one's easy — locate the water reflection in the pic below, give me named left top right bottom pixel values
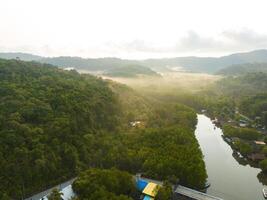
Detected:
left=195, top=114, right=265, bottom=200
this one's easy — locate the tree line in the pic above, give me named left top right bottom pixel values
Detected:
left=0, top=59, right=207, bottom=199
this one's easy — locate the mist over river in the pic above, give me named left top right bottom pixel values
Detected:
left=195, top=114, right=265, bottom=200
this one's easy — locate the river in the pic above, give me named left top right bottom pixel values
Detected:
left=195, top=114, right=265, bottom=200
left=27, top=114, right=265, bottom=200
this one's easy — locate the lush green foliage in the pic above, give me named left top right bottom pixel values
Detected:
left=234, top=140, right=253, bottom=155
left=0, top=59, right=120, bottom=198
left=196, top=72, right=267, bottom=127
left=155, top=182, right=173, bottom=200
left=239, top=94, right=267, bottom=127
left=216, top=73, right=267, bottom=97
left=223, top=125, right=261, bottom=141
left=47, top=188, right=63, bottom=200
left=72, top=168, right=137, bottom=200
left=108, top=80, right=153, bottom=123
left=81, top=104, right=206, bottom=188
left=215, top=73, right=267, bottom=127
left=0, top=59, right=207, bottom=198
left=260, top=159, right=267, bottom=172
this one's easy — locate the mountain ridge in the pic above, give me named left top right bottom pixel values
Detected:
left=1, top=49, right=267, bottom=73
left=217, top=62, right=267, bottom=75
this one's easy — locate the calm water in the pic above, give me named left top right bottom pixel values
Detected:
left=195, top=114, right=265, bottom=200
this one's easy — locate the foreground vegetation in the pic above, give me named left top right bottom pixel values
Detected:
left=72, top=168, right=138, bottom=200
left=72, top=168, right=173, bottom=200
left=0, top=59, right=207, bottom=199
left=0, top=59, right=121, bottom=199
left=223, top=125, right=264, bottom=156
left=83, top=116, right=206, bottom=187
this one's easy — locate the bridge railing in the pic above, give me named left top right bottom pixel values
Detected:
left=175, top=185, right=224, bottom=200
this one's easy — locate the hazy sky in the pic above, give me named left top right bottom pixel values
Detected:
left=1, top=0, right=267, bottom=59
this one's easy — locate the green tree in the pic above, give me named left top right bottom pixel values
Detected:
left=47, top=188, right=63, bottom=200
left=72, top=168, right=136, bottom=200
left=262, top=146, right=267, bottom=156
left=155, top=182, right=172, bottom=200
left=260, top=159, right=267, bottom=173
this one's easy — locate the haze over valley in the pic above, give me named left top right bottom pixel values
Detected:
left=2, top=49, right=267, bottom=74
left=2, top=1, right=267, bottom=200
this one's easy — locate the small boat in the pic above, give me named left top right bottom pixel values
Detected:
left=237, top=152, right=243, bottom=158
left=262, top=188, right=267, bottom=198
left=204, top=182, right=211, bottom=189
left=199, top=182, right=211, bottom=192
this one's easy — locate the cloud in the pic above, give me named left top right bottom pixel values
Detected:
left=104, top=35, right=222, bottom=55
left=109, top=29, right=267, bottom=56
left=174, top=31, right=224, bottom=52
left=222, top=28, right=267, bottom=48
left=0, top=45, right=56, bottom=56
left=1, top=28, right=267, bottom=58
left=105, top=40, right=170, bottom=53
left=175, top=29, right=267, bottom=53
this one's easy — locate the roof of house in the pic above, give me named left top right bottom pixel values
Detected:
left=142, top=183, right=160, bottom=198
left=254, top=141, right=266, bottom=145
left=248, top=153, right=265, bottom=160
left=136, top=179, right=148, bottom=191
left=143, top=195, right=154, bottom=200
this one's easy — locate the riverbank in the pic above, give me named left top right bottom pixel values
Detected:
left=207, top=111, right=267, bottom=178
left=195, top=114, right=265, bottom=200
left=203, top=109, right=267, bottom=169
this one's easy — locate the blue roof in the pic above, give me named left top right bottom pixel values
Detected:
left=136, top=179, right=148, bottom=191
left=143, top=195, right=152, bottom=200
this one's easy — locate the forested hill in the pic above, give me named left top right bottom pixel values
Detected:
left=0, top=54, right=161, bottom=77
left=0, top=54, right=168, bottom=72
left=42, top=49, right=267, bottom=73
left=0, top=52, right=42, bottom=61
left=0, top=59, right=208, bottom=199
left=215, top=72, right=267, bottom=97
left=0, top=59, right=121, bottom=198
left=103, top=64, right=160, bottom=77
left=217, top=63, right=267, bottom=75
left=207, top=72, right=267, bottom=127
left=143, top=49, right=267, bottom=73
left=2, top=49, right=267, bottom=74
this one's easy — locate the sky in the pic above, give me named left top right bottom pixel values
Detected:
left=1, top=0, right=267, bottom=59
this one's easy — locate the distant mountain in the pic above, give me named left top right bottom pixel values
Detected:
left=1, top=49, right=267, bottom=74
left=217, top=63, right=267, bottom=75
left=39, top=57, right=161, bottom=77
left=0, top=52, right=42, bottom=61
left=103, top=64, right=160, bottom=77
left=143, top=49, right=267, bottom=73
left=0, top=54, right=160, bottom=77
left=39, top=56, right=141, bottom=71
